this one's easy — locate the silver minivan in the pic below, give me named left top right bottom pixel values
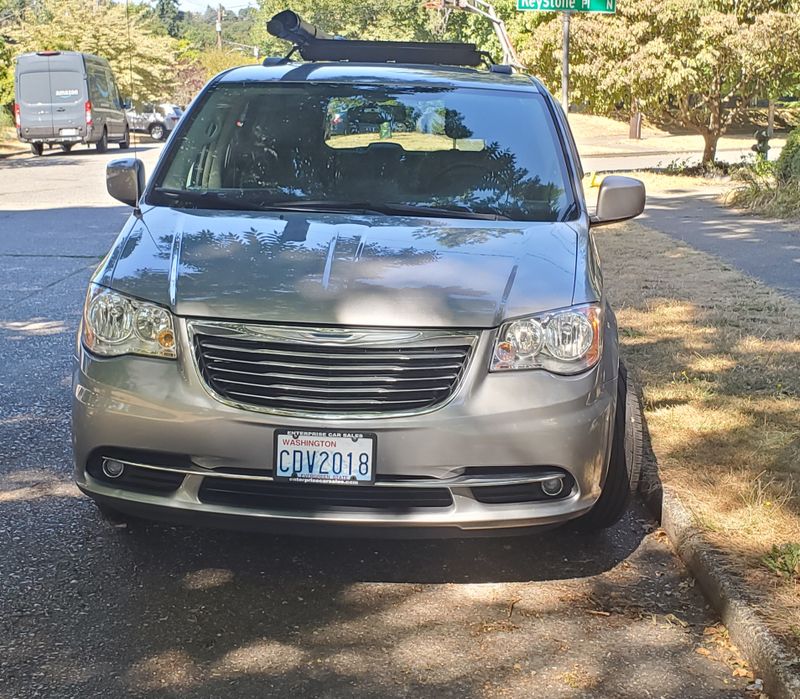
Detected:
left=73, top=31, right=647, bottom=536
left=14, top=51, right=130, bottom=155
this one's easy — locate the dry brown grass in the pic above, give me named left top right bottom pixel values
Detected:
left=594, top=221, right=800, bottom=649
left=0, top=126, right=24, bottom=155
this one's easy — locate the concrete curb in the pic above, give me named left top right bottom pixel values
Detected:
left=0, top=147, right=27, bottom=159
left=640, top=461, right=800, bottom=699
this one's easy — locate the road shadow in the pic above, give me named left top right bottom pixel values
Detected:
left=110, top=501, right=650, bottom=585
left=0, top=142, right=162, bottom=169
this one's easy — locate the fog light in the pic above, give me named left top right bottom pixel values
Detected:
left=101, top=459, right=125, bottom=479
left=541, top=477, right=564, bottom=497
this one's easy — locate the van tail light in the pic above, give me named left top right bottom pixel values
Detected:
left=85, top=100, right=93, bottom=126
left=14, top=103, right=20, bottom=128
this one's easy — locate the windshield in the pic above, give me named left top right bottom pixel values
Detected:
left=151, top=82, right=575, bottom=221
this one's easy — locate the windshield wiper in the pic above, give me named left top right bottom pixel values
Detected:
left=152, top=190, right=512, bottom=220
left=153, top=190, right=387, bottom=215
left=152, top=188, right=269, bottom=211
left=270, top=200, right=512, bottom=221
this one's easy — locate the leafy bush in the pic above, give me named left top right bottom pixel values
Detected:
left=775, top=127, right=800, bottom=183
left=763, top=543, right=800, bottom=580
left=729, top=159, right=800, bottom=218
left=0, top=107, right=12, bottom=128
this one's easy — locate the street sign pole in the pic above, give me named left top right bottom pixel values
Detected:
left=561, top=12, right=570, bottom=113
left=517, top=0, right=616, bottom=116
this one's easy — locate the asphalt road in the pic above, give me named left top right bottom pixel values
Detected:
left=641, top=190, right=800, bottom=302
left=0, top=144, right=755, bottom=698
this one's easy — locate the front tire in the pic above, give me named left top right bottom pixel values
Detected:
left=149, top=123, right=165, bottom=141
left=95, top=128, right=108, bottom=153
left=60, top=143, right=73, bottom=153
left=575, top=361, right=644, bottom=531
left=30, top=142, right=44, bottom=156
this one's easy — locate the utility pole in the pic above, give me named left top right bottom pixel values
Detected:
left=216, top=5, right=223, bottom=49
left=561, top=12, right=570, bottom=114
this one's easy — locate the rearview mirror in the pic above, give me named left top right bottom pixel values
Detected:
left=590, top=176, right=645, bottom=227
left=107, top=158, right=145, bottom=208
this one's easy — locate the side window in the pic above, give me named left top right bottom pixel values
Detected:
left=90, top=64, right=111, bottom=107
left=106, top=71, right=121, bottom=108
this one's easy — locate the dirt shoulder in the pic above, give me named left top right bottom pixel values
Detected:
left=594, top=216, right=800, bottom=658
left=0, top=126, right=25, bottom=158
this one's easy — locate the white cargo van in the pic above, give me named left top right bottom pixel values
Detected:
left=14, top=51, right=130, bottom=156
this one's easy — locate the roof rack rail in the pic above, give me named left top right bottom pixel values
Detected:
left=266, top=10, right=489, bottom=67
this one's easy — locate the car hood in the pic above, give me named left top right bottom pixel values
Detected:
left=104, top=207, right=581, bottom=329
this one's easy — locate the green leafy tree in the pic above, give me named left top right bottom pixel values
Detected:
left=517, top=0, right=800, bottom=163
left=253, top=0, right=439, bottom=56
left=9, top=0, right=178, bottom=103
left=198, top=48, right=256, bottom=80
left=154, top=0, right=180, bottom=37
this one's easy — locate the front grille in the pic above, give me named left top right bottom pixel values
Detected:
left=198, top=478, right=453, bottom=512
left=192, top=327, right=474, bottom=415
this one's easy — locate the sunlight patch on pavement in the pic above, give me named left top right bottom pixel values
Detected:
left=183, top=568, right=235, bottom=591
left=0, top=481, right=80, bottom=502
left=0, top=319, right=67, bottom=335
left=213, top=641, right=305, bottom=675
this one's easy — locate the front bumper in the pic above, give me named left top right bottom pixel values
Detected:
left=72, top=321, right=618, bottom=534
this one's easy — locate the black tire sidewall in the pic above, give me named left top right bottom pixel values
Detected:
left=96, top=129, right=108, bottom=153
left=575, top=360, right=644, bottom=531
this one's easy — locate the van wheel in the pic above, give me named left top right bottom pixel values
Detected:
left=119, top=126, right=130, bottom=150
left=575, top=361, right=644, bottom=531
left=149, top=123, right=165, bottom=141
left=30, top=142, right=44, bottom=156
left=60, top=143, right=73, bottom=153
left=95, top=129, right=108, bottom=153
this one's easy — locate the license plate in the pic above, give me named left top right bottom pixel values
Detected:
left=274, top=430, right=376, bottom=485
left=59, top=128, right=79, bottom=136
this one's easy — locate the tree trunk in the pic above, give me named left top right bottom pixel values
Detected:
left=702, top=130, right=719, bottom=165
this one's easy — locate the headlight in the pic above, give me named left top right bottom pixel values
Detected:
left=491, top=304, right=602, bottom=374
left=82, top=285, right=176, bottom=358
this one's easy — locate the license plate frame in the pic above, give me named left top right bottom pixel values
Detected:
left=59, top=128, right=79, bottom=136
left=273, top=429, right=377, bottom=486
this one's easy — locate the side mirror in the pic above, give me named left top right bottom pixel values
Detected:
left=121, top=98, right=132, bottom=110
left=107, top=158, right=145, bottom=208
left=590, top=175, right=646, bottom=227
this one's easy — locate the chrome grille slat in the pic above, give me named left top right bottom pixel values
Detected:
left=203, top=354, right=464, bottom=372
left=191, top=325, right=476, bottom=417
left=226, top=391, right=432, bottom=407
left=201, top=342, right=468, bottom=361
left=204, top=367, right=459, bottom=384
left=212, top=376, right=452, bottom=395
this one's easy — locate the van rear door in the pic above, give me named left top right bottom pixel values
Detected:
left=17, top=69, right=55, bottom=138
left=49, top=69, right=86, bottom=137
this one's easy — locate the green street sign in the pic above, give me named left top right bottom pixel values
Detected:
left=517, top=0, right=615, bottom=12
